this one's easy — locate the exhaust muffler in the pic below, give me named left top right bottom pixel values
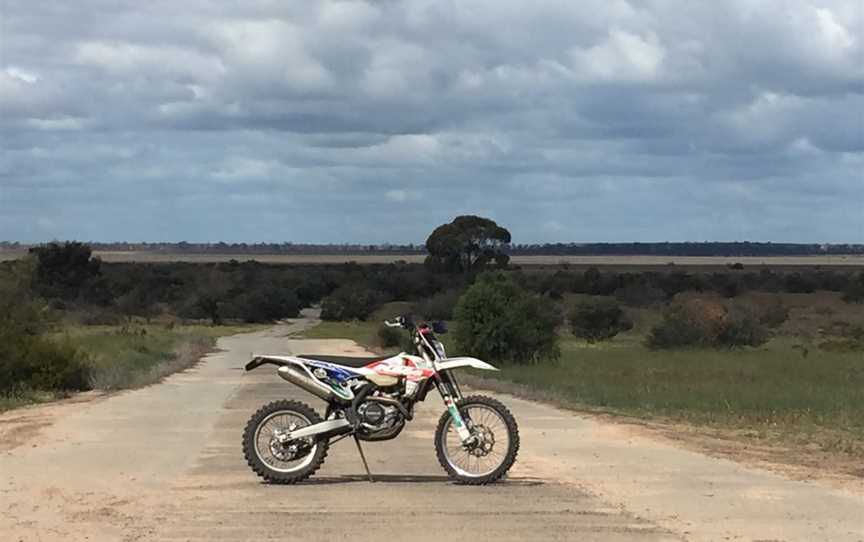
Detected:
left=277, top=365, right=335, bottom=401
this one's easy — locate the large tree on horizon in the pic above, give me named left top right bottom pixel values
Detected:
left=425, top=216, right=511, bottom=274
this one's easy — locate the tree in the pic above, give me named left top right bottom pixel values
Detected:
left=425, top=216, right=511, bottom=274
left=320, top=284, right=385, bottom=321
left=843, top=272, right=864, bottom=303
left=232, top=287, right=300, bottom=323
left=29, top=242, right=101, bottom=300
left=452, top=272, right=560, bottom=364
left=569, top=298, right=633, bottom=343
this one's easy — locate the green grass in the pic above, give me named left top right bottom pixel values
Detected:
left=55, top=322, right=265, bottom=391
left=0, top=390, right=68, bottom=411
left=302, top=320, right=380, bottom=346
left=492, top=336, right=863, bottom=429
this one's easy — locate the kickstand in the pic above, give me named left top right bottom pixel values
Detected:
left=353, top=435, right=375, bottom=483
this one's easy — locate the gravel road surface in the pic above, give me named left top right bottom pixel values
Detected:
left=1, top=318, right=861, bottom=541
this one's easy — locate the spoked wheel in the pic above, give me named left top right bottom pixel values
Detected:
left=242, top=400, right=328, bottom=484
left=435, top=395, right=519, bottom=485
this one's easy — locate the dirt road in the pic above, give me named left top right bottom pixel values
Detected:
left=2, top=320, right=862, bottom=541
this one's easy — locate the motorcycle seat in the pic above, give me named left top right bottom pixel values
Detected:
left=297, top=354, right=390, bottom=368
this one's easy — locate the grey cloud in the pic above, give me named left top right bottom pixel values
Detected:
left=1, top=0, right=862, bottom=244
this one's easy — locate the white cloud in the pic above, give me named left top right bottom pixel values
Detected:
left=5, top=66, right=39, bottom=84
left=385, top=190, right=419, bottom=202
left=212, top=158, right=276, bottom=182
left=571, top=29, right=665, bottom=82
left=74, top=41, right=224, bottom=82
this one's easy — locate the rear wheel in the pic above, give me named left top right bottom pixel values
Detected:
left=242, top=400, right=328, bottom=484
left=435, top=395, right=519, bottom=485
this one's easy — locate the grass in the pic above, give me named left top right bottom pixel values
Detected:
left=302, top=320, right=380, bottom=346
left=54, top=322, right=265, bottom=391
left=0, top=390, right=69, bottom=411
left=485, top=336, right=863, bottom=433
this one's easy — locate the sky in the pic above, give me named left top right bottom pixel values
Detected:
left=1, top=1, right=862, bottom=244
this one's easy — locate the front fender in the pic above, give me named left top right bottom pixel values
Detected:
left=436, top=357, right=499, bottom=372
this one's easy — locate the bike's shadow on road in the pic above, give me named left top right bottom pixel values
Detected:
left=263, top=474, right=544, bottom=486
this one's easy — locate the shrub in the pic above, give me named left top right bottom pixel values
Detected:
left=376, top=325, right=403, bottom=349
left=0, top=336, right=92, bottom=394
left=784, top=273, right=817, bottom=294
left=613, top=284, right=667, bottom=307
left=753, top=298, right=789, bottom=328
left=452, top=272, right=561, bottom=364
left=414, top=289, right=462, bottom=321
left=231, top=288, right=300, bottom=323
left=645, top=301, right=718, bottom=349
left=842, top=272, right=864, bottom=303
left=568, top=298, right=633, bottom=343
left=0, top=268, right=91, bottom=394
left=717, top=304, right=771, bottom=348
left=320, top=284, right=385, bottom=321
left=646, top=298, right=770, bottom=349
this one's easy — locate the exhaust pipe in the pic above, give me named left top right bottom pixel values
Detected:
left=277, top=365, right=335, bottom=401
left=288, top=418, right=352, bottom=440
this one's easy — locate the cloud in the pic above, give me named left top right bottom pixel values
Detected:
left=0, top=0, right=862, bottom=243
left=570, top=29, right=666, bottom=82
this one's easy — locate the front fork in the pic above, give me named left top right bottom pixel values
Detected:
left=436, top=371, right=474, bottom=443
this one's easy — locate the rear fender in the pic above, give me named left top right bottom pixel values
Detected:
left=436, top=357, right=499, bottom=372
left=245, top=355, right=306, bottom=371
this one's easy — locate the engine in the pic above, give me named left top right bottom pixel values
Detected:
left=357, top=400, right=401, bottom=433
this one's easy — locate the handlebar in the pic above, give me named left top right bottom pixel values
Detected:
left=383, top=315, right=447, bottom=334
left=384, top=315, right=414, bottom=328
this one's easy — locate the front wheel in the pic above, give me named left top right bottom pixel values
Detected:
left=435, top=395, right=519, bottom=485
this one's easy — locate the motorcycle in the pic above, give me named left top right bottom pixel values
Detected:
left=242, top=315, right=519, bottom=485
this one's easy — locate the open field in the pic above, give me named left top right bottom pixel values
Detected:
left=2, top=249, right=863, bottom=268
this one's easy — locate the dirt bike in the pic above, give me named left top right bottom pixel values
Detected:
left=242, top=315, right=519, bottom=485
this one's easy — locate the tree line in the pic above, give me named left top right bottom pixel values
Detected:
left=3, top=240, right=861, bottom=257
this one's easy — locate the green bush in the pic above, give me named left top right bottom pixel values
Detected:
left=29, top=241, right=102, bottom=300
left=414, top=289, right=462, bottom=320
left=452, top=272, right=560, bottom=364
left=717, top=304, right=771, bottom=347
left=842, top=272, right=864, bottom=303
left=321, top=284, right=385, bottom=321
left=646, top=298, right=770, bottom=349
left=0, top=336, right=91, bottom=394
left=0, top=267, right=91, bottom=394
left=569, top=298, right=633, bottom=343
left=376, top=325, right=403, bottom=348
left=230, top=287, right=300, bottom=323
left=613, top=284, right=667, bottom=307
